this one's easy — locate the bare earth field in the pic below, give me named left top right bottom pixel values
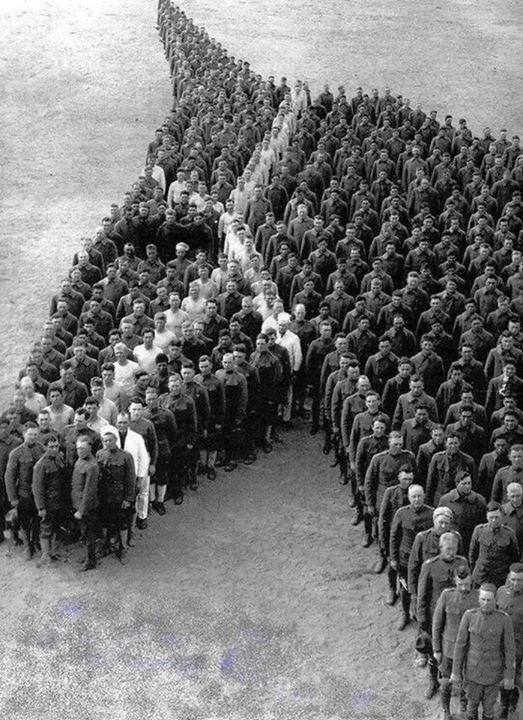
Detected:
left=0, top=0, right=522, bottom=718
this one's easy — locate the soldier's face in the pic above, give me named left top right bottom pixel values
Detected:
left=486, top=510, right=502, bottom=530
left=455, top=576, right=472, bottom=593
left=510, top=572, right=523, bottom=593
left=479, top=590, right=496, bottom=614
left=103, top=434, right=117, bottom=450
left=434, top=516, right=450, bottom=534
left=440, top=539, right=458, bottom=561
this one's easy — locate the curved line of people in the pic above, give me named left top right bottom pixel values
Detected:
left=1, top=4, right=523, bottom=713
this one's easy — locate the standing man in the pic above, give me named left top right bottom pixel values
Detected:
left=417, top=533, right=469, bottom=699
left=390, top=484, right=433, bottom=629
left=114, top=413, right=149, bottom=544
left=469, top=501, right=520, bottom=588
left=5, top=423, right=45, bottom=560
left=71, top=437, right=99, bottom=571
left=451, top=584, right=516, bottom=720
left=142, top=386, right=177, bottom=515
left=97, top=428, right=136, bottom=560
left=32, top=435, right=66, bottom=567
left=497, top=563, right=523, bottom=718
left=432, top=567, right=479, bottom=720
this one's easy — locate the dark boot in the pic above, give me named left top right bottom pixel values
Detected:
left=499, top=688, right=511, bottom=719
left=351, top=506, right=363, bottom=526
left=115, top=531, right=126, bottom=560
left=21, top=529, right=33, bottom=560
left=385, top=566, right=398, bottom=606
left=424, top=659, right=440, bottom=699
left=126, top=513, right=136, bottom=547
left=460, top=688, right=468, bottom=714
left=37, top=537, right=52, bottom=568
left=440, top=679, right=451, bottom=719
left=373, top=553, right=388, bottom=574
left=397, top=589, right=410, bottom=630
left=361, top=513, right=373, bottom=547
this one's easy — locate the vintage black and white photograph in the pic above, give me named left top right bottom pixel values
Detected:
left=0, top=0, right=522, bottom=717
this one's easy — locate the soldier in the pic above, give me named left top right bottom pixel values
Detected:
left=354, top=417, right=389, bottom=529
left=97, top=428, right=136, bottom=560
left=216, top=352, right=248, bottom=470
left=32, top=435, right=66, bottom=567
left=71, top=436, right=99, bottom=571
left=5, top=422, right=45, bottom=560
left=364, top=431, right=417, bottom=550
left=195, top=355, right=225, bottom=480
left=451, top=583, right=516, bottom=720
left=469, top=501, right=520, bottom=588
left=438, top=470, right=487, bottom=554
left=425, top=434, right=475, bottom=506
left=417, top=532, right=469, bottom=698
left=114, top=412, right=149, bottom=544
left=180, top=360, right=210, bottom=484
left=491, top=444, right=523, bottom=503
left=502, top=482, right=523, bottom=550
left=432, top=566, right=479, bottom=720
left=377, top=467, right=413, bottom=581
left=497, top=563, right=523, bottom=718
left=0, top=418, right=22, bottom=544
left=128, top=400, right=158, bottom=529
left=250, top=333, right=283, bottom=452
left=143, top=386, right=177, bottom=513
left=160, top=373, right=197, bottom=501
left=390, top=484, right=433, bottom=629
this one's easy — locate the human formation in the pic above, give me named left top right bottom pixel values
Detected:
left=2, top=2, right=523, bottom=717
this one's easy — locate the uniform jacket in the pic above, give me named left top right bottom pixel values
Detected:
left=432, top=587, right=479, bottom=658
left=453, top=607, right=516, bottom=685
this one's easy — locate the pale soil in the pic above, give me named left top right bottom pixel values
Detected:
left=0, top=0, right=522, bottom=718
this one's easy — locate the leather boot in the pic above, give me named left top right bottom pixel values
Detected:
left=397, top=588, right=410, bottom=630
left=115, top=531, right=126, bottom=560
left=351, top=507, right=363, bottom=525
left=373, top=554, right=388, bottom=574
left=440, top=680, right=451, bottom=719
left=424, top=659, right=440, bottom=699
left=385, top=566, right=398, bottom=606
left=126, top=512, right=136, bottom=547
left=361, top=513, right=373, bottom=547
left=499, top=688, right=511, bottom=719
left=37, top=537, right=52, bottom=568
left=21, top=530, right=33, bottom=560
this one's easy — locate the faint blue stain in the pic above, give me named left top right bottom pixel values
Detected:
left=219, top=647, right=240, bottom=675
left=60, top=599, right=85, bottom=619
left=162, top=632, right=181, bottom=648
left=245, top=630, right=269, bottom=644
left=140, top=656, right=173, bottom=670
left=352, top=688, right=374, bottom=711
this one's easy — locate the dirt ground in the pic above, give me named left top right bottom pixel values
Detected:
left=0, top=0, right=522, bottom=718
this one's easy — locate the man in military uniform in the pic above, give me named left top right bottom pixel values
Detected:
left=71, top=436, right=99, bottom=571
left=215, top=352, right=248, bottom=471
left=377, top=467, right=413, bottom=582
left=417, top=532, right=469, bottom=698
left=497, top=563, right=523, bottom=718
left=432, top=566, right=479, bottom=720
left=469, top=501, right=520, bottom=588
left=143, top=386, right=177, bottom=512
left=438, top=470, right=487, bottom=554
left=97, top=428, right=136, bottom=560
left=364, top=431, right=417, bottom=549
left=32, top=435, right=66, bottom=567
left=5, top=422, right=45, bottom=560
left=451, top=583, right=516, bottom=720
left=0, top=418, right=21, bottom=544
left=390, top=484, right=433, bottom=629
